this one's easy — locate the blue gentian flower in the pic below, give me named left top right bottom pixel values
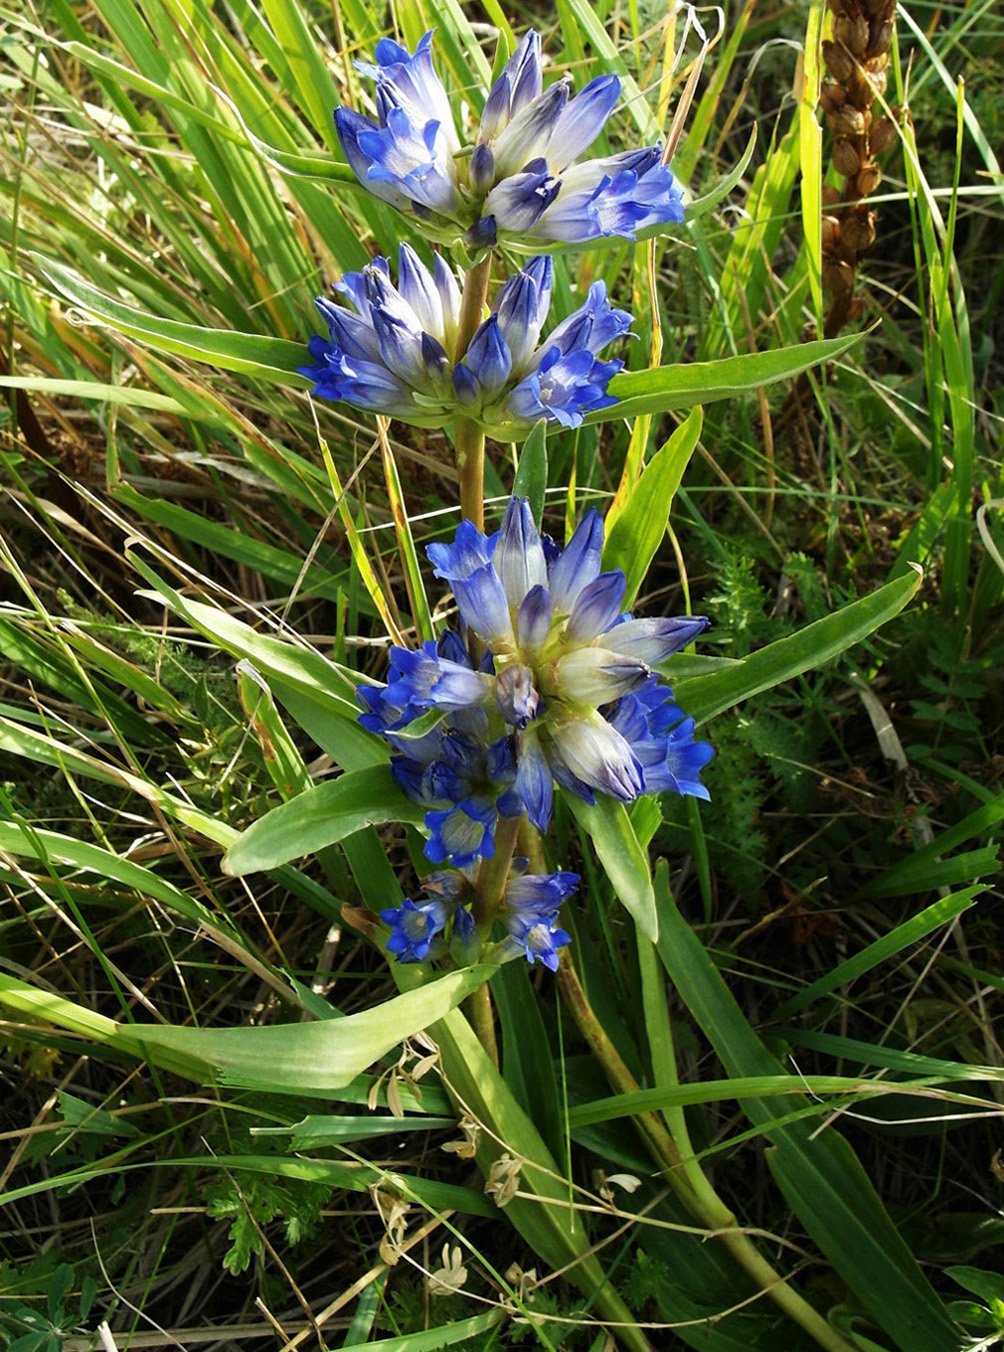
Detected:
left=334, top=29, right=685, bottom=250
left=358, top=497, right=713, bottom=866
left=379, top=865, right=575, bottom=969
left=501, top=867, right=576, bottom=970
left=380, top=895, right=452, bottom=962
left=301, top=249, right=629, bottom=434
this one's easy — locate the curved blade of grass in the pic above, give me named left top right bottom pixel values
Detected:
left=776, top=887, right=986, bottom=1017
left=35, top=256, right=307, bottom=382
left=860, top=798, right=1004, bottom=898
left=670, top=566, right=922, bottom=725
left=779, top=1029, right=1004, bottom=1083
left=570, top=1074, right=991, bottom=1128
left=654, top=864, right=961, bottom=1352
left=0, top=375, right=189, bottom=413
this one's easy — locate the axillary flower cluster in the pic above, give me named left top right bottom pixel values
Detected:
left=300, top=26, right=708, bottom=970
left=300, top=28, right=687, bottom=437
left=359, top=500, right=713, bottom=969
left=335, top=30, right=684, bottom=250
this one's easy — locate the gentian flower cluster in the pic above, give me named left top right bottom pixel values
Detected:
left=381, top=865, right=576, bottom=970
left=300, top=247, right=629, bottom=434
left=335, top=30, right=685, bottom=250
left=358, top=497, right=714, bottom=873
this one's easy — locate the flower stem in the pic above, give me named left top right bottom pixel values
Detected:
left=454, top=416, right=486, bottom=532
left=453, top=253, right=492, bottom=531
left=556, top=951, right=859, bottom=1352
left=465, top=813, right=520, bottom=1067
left=465, top=981, right=498, bottom=1068
left=472, top=814, right=521, bottom=933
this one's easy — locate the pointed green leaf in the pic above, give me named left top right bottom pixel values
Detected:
left=512, top=419, right=548, bottom=527
left=564, top=794, right=657, bottom=941
left=223, top=764, right=424, bottom=875
left=603, top=407, right=702, bottom=605
left=671, top=567, right=923, bottom=725
left=588, top=332, right=861, bottom=423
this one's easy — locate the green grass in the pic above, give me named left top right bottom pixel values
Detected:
left=2, top=1, right=1003, bottom=1349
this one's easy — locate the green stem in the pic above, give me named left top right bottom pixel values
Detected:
left=472, top=814, right=521, bottom=932
left=556, top=952, right=859, bottom=1352
left=453, top=253, right=492, bottom=531
left=465, top=981, right=498, bottom=1069
left=455, top=416, right=486, bottom=532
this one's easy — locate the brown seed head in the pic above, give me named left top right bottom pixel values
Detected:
left=868, top=18, right=895, bottom=57
left=822, top=184, right=842, bottom=207
left=823, top=257, right=855, bottom=299
left=821, top=82, right=847, bottom=113
left=821, top=214, right=841, bottom=252
left=832, top=105, right=868, bottom=136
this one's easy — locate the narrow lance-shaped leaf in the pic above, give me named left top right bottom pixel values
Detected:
left=224, top=764, right=425, bottom=876
left=564, top=794, right=657, bottom=941
left=668, top=566, right=923, bottom=725
left=512, top=419, right=548, bottom=527
left=604, top=406, right=702, bottom=606
left=588, top=332, right=861, bottom=423
left=35, top=255, right=307, bottom=383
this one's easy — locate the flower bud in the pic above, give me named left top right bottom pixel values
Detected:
left=470, top=142, right=495, bottom=193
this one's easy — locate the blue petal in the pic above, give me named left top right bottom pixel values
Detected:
left=484, top=164, right=560, bottom=233
left=493, top=257, right=553, bottom=372
left=397, top=241, right=444, bottom=334
left=334, top=107, right=410, bottom=210
left=517, top=583, right=552, bottom=650
left=464, top=316, right=513, bottom=396
left=598, top=615, right=709, bottom=663
left=490, top=78, right=569, bottom=177
left=495, top=496, right=548, bottom=611
left=513, top=733, right=554, bottom=830
left=565, top=570, right=627, bottom=642
left=424, top=799, right=496, bottom=866
left=548, top=509, right=604, bottom=612
left=548, top=74, right=621, bottom=170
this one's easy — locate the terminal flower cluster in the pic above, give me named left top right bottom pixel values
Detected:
left=381, top=866, right=575, bottom=970
left=335, top=30, right=685, bottom=250
left=300, top=247, right=629, bottom=434
left=358, top=497, right=713, bottom=871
